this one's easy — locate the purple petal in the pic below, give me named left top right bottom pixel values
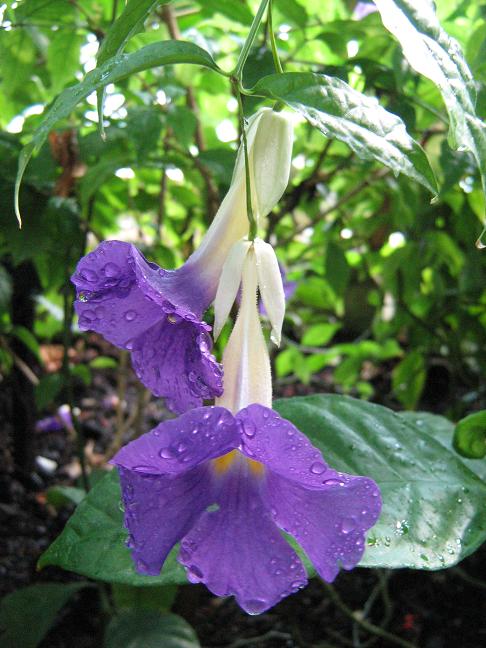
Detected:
left=237, top=405, right=381, bottom=580
left=237, top=404, right=336, bottom=488
left=118, top=465, right=214, bottom=575
left=264, top=471, right=381, bottom=581
left=353, top=2, right=377, bottom=20
left=112, top=406, right=239, bottom=476
left=178, top=457, right=307, bottom=614
left=71, top=240, right=223, bottom=412
left=72, top=241, right=163, bottom=348
left=130, top=319, right=223, bottom=414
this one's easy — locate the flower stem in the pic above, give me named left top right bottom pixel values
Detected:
left=268, top=0, right=283, bottom=74
left=233, top=0, right=270, bottom=79
left=235, top=85, right=257, bottom=240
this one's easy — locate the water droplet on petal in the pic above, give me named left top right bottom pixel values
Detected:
left=310, top=461, right=326, bottom=475
left=341, top=517, right=357, bottom=533
left=80, top=269, right=97, bottom=282
left=243, top=420, right=256, bottom=438
left=103, top=262, right=119, bottom=277
left=244, top=599, right=268, bottom=615
left=159, top=448, right=175, bottom=459
left=133, top=465, right=156, bottom=473
left=124, top=310, right=137, bottom=321
left=322, top=478, right=343, bottom=486
left=186, top=565, right=203, bottom=582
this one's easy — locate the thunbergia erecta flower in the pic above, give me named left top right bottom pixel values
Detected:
left=71, top=108, right=293, bottom=413
left=112, top=247, right=382, bottom=614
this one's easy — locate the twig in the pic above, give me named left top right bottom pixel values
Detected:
left=322, top=581, right=417, bottom=648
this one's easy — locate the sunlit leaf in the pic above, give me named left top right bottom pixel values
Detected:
left=251, top=72, right=438, bottom=195
left=15, top=41, right=222, bottom=224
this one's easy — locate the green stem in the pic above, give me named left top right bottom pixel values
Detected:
left=268, top=0, right=283, bottom=74
left=235, top=85, right=257, bottom=240
left=233, top=0, right=270, bottom=79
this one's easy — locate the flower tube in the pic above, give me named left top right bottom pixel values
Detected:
left=111, top=246, right=382, bottom=614
left=71, top=108, right=293, bottom=413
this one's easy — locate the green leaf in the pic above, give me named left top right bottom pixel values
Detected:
left=374, top=0, right=486, bottom=212
left=112, top=583, right=177, bottom=612
left=391, top=351, right=426, bottom=409
left=0, top=582, right=90, bottom=648
left=251, top=72, right=438, bottom=195
left=46, top=485, right=86, bottom=509
left=301, top=323, right=341, bottom=346
left=274, top=394, right=486, bottom=570
left=0, top=265, right=12, bottom=312
left=454, top=411, right=486, bottom=459
left=15, top=41, right=222, bottom=224
left=325, top=242, right=351, bottom=298
left=400, top=411, right=486, bottom=482
left=47, top=32, right=85, bottom=94
left=96, top=0, right=165, bottom=129
left=104, top=610, right=199, bottom=648
left=11, top=325, right=40, bottom=359
left=38, top=470, right=188, bottom=586
left=35, top=373, right=64, bottom=410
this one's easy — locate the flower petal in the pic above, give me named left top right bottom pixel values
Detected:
left=213, top=238, right=251, bottom=340
left=118, top=465, right=214, bottom=575
left=71, top=240, right=163, bottom=348
left=264, top=471, right=381, bottom=581
left=253, top=239, right=285, bottom=346
left=131, top=318, right=223, bottom=414
left=237, top=404, right=337, bottom=487
left=112, top=406, right=239, bottom=475
left=178, top=457, right=307, bottom=614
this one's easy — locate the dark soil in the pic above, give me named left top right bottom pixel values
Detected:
left=1, top=342, right=485, bottom=648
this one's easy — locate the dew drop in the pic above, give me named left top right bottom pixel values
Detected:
left=124, top=310, right=137, bottom=321
left=244, top=599, right=268, bottom=615
left=133, top=465, right=155, bottom=473
left=341, top=517, right=357, bottom=534
left=80, top=269, right=98, bottom=282
left=159, top=448, right=174, bottom=459
left=103, top=262, right=119, bottom=277
left=243, top=421, right=256, bottom=438
left=310, top=461, right=326, bottom=475
left=322, top=478, right=343, bottom=486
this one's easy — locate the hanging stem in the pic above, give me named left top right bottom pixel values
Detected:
left=235, top=85, right=257, bottom=240
left=268, top=0, right=283, bottom=74
left=233, top=0, right=270, bottom=79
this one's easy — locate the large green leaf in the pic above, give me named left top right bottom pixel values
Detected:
left=15, top=41, right=221, bottom=224
left=38, top=470, right=188, bottom=586
left=399, top=411, right=486, bottom=482
left=104, top=611, right=199, bottom=648
left=274, top=395, right=486, bottom=570
left=96, top=0, right=166, bottom=129
left=0, top=582, right=90, bottom=648
left=373, top=0, right=486, bottom=214
left=251, top=72, right=438, bottom=195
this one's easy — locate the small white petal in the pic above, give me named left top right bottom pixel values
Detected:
left=213, top=239, right=251, bottom=339
left=253, top=239, right=285, bottom=346
left=216, top=250, right=272, bottom=412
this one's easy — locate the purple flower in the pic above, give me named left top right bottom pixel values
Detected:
left=353, top=2, right=377, bottom=20
left=112, top=404, right=381, bottom=614
left=71, top=240, right=223, bottom=414
left=71, top=108, right=295, bottom=414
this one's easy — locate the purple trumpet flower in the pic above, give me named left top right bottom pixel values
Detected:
left=112, top=405, right=381, bottom=614
left=71, top=240, right=223, bottom=414
left=71, top=108, right=294, bottom=413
